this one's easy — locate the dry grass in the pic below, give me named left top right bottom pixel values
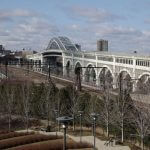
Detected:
left=0, top=130, right=13, bottom=135
left=0, top=131, right=34, bottom=140
left=0, top=134, right=62, bottom=149
left=8, top=139, right=92, bottom=150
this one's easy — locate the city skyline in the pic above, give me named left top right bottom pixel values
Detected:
left=0, top=0, right=150, bottom=54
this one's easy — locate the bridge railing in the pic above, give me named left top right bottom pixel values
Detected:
left=4, top=64, right=103, bottom=90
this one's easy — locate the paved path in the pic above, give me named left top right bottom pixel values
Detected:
left=22, top=130, right=130, bottom=150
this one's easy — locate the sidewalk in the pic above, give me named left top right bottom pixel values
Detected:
left=36, top=131, right=130, bottom=150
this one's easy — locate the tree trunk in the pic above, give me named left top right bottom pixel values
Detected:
left=73, top=114, right=75, bottom=131
left=8, top=114, right=11, bottom=132
left=47, top=104, right=50, bottom=126
left=106, top=120, right=109, bottom=137
left=47, top=113, right=50, bottom=126
left=141, top=137, right=144, bottom=150
left=26, top=115, right=29, bottom=132
left=121, top=119, right=124, bottom=143
left=106, top=113, right=109, bottom=137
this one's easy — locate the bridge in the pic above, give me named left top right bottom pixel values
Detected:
left=26, top=36, right=150, bottom=93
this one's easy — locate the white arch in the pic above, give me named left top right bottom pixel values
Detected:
left=49, top=39, right=61, bottom=50
left=136, top=72, right=150, bottom=84
left=57, top=38, right=68, bottom=51
left=135, top=72, right=150, bottom=92
left=97, top=65, right=114, bottom=78
left=58, top=37, right=79, bottom=51
left=48, top=37, right=79, bottom=51
left=65, top=59, right=72, bottom=67
left=138, top=72, right=150, bottom=80
left=74, top=61, right=83, bottom=68
left=86, top=63, right=96, bottom=68
left=85, top=63, right=96, bottom=75
left=118, top=68, right=132, bottom=78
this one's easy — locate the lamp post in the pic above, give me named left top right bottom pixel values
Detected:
left=57, top=116, right=73, bottom=150
left=78, top=111, right=83, bottom=143
left=90, top=113, right=99, bottom=150
left=54, top=109, right=59, bottom=136
left=5, top=60, right=8, bottom=78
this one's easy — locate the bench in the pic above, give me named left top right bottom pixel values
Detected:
left=104, top=137, right=114, bottom=146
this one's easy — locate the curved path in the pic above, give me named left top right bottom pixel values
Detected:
left=19, top=130, right=130, bottom=150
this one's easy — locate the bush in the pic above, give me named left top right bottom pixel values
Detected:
left=0, top=130, right=13, bottom=135
left=129, top=144, right=141, bottom=150
left=0, top=134, right=62, bottom=149
left=9, top=139, right=92, bottom=150
left=46, top=125, right=51, bottom=132
left=0, top=132, right=34, bottom=140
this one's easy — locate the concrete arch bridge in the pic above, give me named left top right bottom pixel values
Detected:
left=26, top=36, right=150, bottom=94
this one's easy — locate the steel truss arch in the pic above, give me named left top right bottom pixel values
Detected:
left=47, top=36, right=79, bottom=51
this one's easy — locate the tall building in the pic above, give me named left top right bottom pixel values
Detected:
left=97, top=40, right=108, bottom=51
left=0, top=45, right=4, bottom=51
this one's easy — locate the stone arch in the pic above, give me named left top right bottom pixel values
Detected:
left=117, top=70, right=132, bottom=92
left=84, top=64, right=96, bottom=83
left=98, top=66, right=113, bottom=89
left=98, top=65, right=114, bottom=78
left=74, top=61, right=83, bottom=75
left=118, top=69, right=132, bottom=78
left=74, top=61, right=82, bottom=69
left=136, top=72, right=150, bottom=94
left=138, top=72, right=150, bottom=80
left=66, top=60, right=72, bottom=77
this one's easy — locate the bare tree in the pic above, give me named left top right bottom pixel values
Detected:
left=112, top=73, right=133, bottom=143
left=131, top=97, right=150, bottom=150
left=66, top=85, right=79, bottom=131
left=77, top=92, right=91, bottom=127
left=113, top=88, right=133, bottom=143
left=30, top=83, right=46, bottom=118
left=6, top=86, right=15, bottom=132
left=21, top=81, right=32, bottom=132
left=98, top=87, right=114, bottom=137
left=2, top=83, right=15, bottom=131
left=43, top=81, right=57, bottom=127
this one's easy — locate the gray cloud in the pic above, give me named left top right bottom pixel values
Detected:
left=0, top=29, right=10, bottom=36
left=1, top=7, right=150, bottom=54
left=0, top=9, right=39, bottom=22
left=0, top=15, right=59, bottom=50
left=65, top=6, right=123, bottom=23
left=64, top=23, right=150, bottom=54
left=144, top=19, right=150, bottom=24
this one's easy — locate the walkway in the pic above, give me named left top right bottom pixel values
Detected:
left=34, top=131, right=130, bottom=150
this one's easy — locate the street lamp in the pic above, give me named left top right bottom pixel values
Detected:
left=90, top=113, right=99, bottom=150
left=54, top=109, right=59, bottom=136
left=78, top=111, right=83, bottom=143
left=57, top=116, right=73, bottom=150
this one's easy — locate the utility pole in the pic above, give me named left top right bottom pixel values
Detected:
left=5, top=60, right=8, bottom=78
left=90, top=113, right=99, bottom=150
left=48, top=61, right=54, bottom=86
left=75, top=67, right=82, bottom=91
left=78, top=111, right=83, bottom=142
left=48, top=61, right=51, bottom=82
left=27, top=61, right=30, bottom=75
left=119, top=73, right=123, bottom=99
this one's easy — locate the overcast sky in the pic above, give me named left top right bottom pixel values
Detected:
left=0, top=0, right=150, bottom=54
